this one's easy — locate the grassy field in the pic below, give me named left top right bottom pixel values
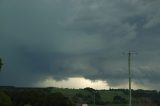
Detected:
left=99, top=90, right=129, bottom=102
left=49, top=87, right=129, bottom=105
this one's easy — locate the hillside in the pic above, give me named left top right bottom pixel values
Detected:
left=0, top=86, right=160, bottom=106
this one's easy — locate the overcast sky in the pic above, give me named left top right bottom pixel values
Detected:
left=0, top=0, right=160, bottom=90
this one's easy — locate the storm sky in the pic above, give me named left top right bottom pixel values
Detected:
left=0, top=0, right=160, bottom=90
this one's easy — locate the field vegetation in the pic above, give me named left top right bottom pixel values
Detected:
left=0, top=86, right=160, bottom=106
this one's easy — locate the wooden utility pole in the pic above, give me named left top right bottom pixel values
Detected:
left=128, top=51, right=136, bottom=106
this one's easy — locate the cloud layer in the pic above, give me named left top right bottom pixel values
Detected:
left=0, top=0, right=160, bottom=90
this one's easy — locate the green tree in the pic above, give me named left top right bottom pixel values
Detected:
left=0, top=58, right=3, bottom=70
left=46, top=92, right=76, bottom=106
left=0, top=91, right=12, bottom=106
left=113, top=95, right=127, bottom=104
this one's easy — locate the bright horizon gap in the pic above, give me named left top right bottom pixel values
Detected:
left=34, top=77, right=153, bottom=90
left=36, top=77, right=109, bottom=90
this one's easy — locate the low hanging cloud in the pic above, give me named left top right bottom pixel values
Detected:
left=0, top=0, right=160, bottom=90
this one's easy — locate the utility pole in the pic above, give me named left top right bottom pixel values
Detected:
left=93, top=90, right=96, bottom=106
left=94, top=91, right=95, bottom=106
left=128, top=51, right=136, bottom=106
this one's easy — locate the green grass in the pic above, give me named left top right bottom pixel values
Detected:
left=49, top=88, right=130, bottom=104
left=99, top=90, right=128, bottom=102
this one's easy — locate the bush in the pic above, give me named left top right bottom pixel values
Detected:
left=0, top=91, right=12, bottom=106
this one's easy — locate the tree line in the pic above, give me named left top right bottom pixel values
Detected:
left=0, top=87, right=160, bottom=106
left=0, top=88, right=75, bottom=106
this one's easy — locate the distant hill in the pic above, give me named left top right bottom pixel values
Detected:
left=0, top=86, right=160, bottom=106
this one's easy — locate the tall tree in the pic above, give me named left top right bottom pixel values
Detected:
left=0, top=91, right=12, bottom=106
left=0, top=58, right=3, bottom=70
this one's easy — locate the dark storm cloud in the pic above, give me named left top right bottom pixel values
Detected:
left=0, top=0, right=160, bottom=89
